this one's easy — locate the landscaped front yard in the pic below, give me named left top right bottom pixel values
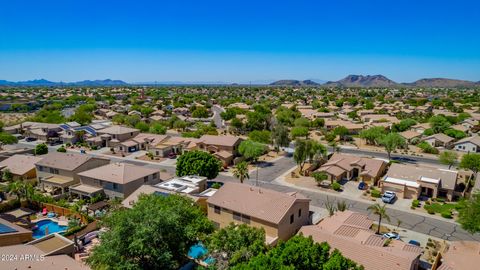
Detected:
left=423, top=201, right=459, bottom=219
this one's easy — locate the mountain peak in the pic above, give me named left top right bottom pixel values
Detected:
left=325, top=74, right=397, bottom=87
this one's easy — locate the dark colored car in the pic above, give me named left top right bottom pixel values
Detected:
left=358, top=182, right=366, bottom=190
left=408, top=240, right=421, bottom=246
left=168, top=152, right=177, bottom=159
left=49, top=140, right=62, bottom=146
left=25, top=137, right=37, bottom=142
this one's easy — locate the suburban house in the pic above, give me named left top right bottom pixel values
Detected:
left=150, top=136, right=197, bottom=158
left=380, top=163, right=465, bottom=201
left=422, top=133, right=455, bottom=149
left=400, top=130, right=423, bottom=143
left=361, top=114, right=399, bottom=124
left=412, top=123, right=431, bottom=134
left=299, top=210, right=422, bottom=270
left=317, top=153, right=388, bottom=185
left=324, top=120, right=364, bottom=134
left=207, top=182, right=311, bottom=245
left=195, top=135, right=243, bottom=166
left=453, top=135, right=480, bottom=153
left=72, top=163, right=163, bottom=199
left=35, top=152, right=110, bottom=197
left=86, top=125, right=140, bottom=149
left=437, top=241, right=480, bottom=270
left=122, top=175, right=217, bottom=212
left=0, top=154, right=43, bottom=181
left=21, top=122, right=62, bottom=141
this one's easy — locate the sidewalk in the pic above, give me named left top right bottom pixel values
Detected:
left=272, top=165, right=459, bottom=225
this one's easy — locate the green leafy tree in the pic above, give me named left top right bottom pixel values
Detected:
left=311, top=118, right=325, bottom=129
left=368, top=203, right=390, bottom=234
left=149, top=123, right=167, bottom=134
left=271, top=124, right=290, bottom=151
left=192, top=106, right=210, bottom=118
left=391, top=118, right=416, bottom=132
left=294, top=139, right=327, bottom=174
left=2, top=169, right=13, bottom=182
left=135, top=121, right=150, bottom=132
left=439, top=151, right=458, bottom=169
left=7, top=180, right=24, bottom=200
left=429, top=115, right=451, bottom=133
left=248, top=130, right=272, bottom=144
left=232, top=235, right=362, bottom=270
left=457, top=192, right=480, bottom=234
left=0, top=132, right=18, bottom=145
left=294, top=117, right=310, bottom=128
left=238, top=140, right=267, bottom=162
left=334, top=126, right=350, bottom=141
left=359, top=127, right=386, bottom=145
left=380, top=133, right=405, bottom=160
left=207, top=224, right=266, bottom=268
left=176, top=150, right=222, bottom=179
left=459, top=153, right=480, bottom=177
left=35, top=143, right=48, bottom=155
left=290, top=126, right=309, bottom=139
left=232, top=161, right=249, bottom=184
left=87, top=194, right=214, bottom=269
left=312, top=171, right=328, bottom=185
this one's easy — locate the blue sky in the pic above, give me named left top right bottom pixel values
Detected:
left=1, top=0, right=479, bottom=83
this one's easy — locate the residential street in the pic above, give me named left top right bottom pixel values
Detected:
left=14, top=141, right=480, bottom=241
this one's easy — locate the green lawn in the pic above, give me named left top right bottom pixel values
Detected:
left=424, top=202, right=458, bottom=214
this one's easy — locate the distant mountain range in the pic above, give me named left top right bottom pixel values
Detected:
left=0, top=79, right=128, bottom=86
left=271, top=75, right=480, bottom=88
left=0, top=76, right=478, bottom=87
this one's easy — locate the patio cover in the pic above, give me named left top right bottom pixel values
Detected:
left=41, top=176, right=77, bottom=188
left=70, top=184, right=104, bottom=197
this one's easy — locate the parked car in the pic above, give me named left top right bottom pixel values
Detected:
left=168, top=152, right=177, bottom=159
left=25, top=137, right=37, bottom=142
left=382, top=232, right=400, bottom=240
left=408, top=240, right=421, bottom=246
left=382, top=191, right=396, bottom=204
left=358, top=181, right=366, bottom=190
left=392, top=156, right=417, bottom=163
left=49, top=140, right=62, bottom=146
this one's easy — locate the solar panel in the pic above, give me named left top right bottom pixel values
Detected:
left=75, top=126, right=97, bottom=136
left=0, top=223, right=18, bottom=234
left=60, top=124, right=70, bottom=130
left=154, top=191, right=170, bottom=197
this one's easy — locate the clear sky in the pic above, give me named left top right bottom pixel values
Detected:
left=1, top=0, right=479, bottom=83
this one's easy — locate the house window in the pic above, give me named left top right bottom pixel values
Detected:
left=242, top=215, right=251, bottom=224
left=214, top=205, right=221, bottom=214
left=130, top=132, right=133, bottom=136
left=144, top=176, right=149, bottom=183
left=54, top=169, right=59, bottom=174
left=113, top=183, right=118, bottom=190
left=153, top=173, right=158, bottom=179
left=290, top=214, right=294, bottom=224
left=233, top=212, right=242, bottom=221
left=38, top=166, right=43, bottom=172
left=298, top=209, right=302, bottom=217
left=49, top=168, right=55, bottom=173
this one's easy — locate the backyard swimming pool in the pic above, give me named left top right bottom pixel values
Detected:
left=32, top=219, right=68, bottom=239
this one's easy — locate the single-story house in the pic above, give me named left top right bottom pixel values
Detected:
left=453, top=135, right=480, bottom=153
left=422, top=133, right=455, bottom=149
left=0, top=154, right=43, bottom=181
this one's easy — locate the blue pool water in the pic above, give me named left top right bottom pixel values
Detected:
left=32, top=219, right=68, bottom=239
left=187, top=243, right=215, bottom=265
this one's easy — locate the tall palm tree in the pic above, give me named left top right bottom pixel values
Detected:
left=368, top=203, right=391, bottom=234
left=232, top=161, right=249, bottom=184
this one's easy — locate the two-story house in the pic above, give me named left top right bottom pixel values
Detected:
left=72, top=163, right=163, bottom=199
left=35, top=152, right=110, bottom=197
left=207, top=182, right=311, bottom=245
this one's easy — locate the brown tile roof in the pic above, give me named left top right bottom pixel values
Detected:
left=207, top=182, right=310, bottom=224
left=78, top=163, right=160, bottom=184
left=424, top=133, right=455, bottom=143
left=319, top=153, right=386, bottom=178
left=199, top=135, right=242, bottom=147
left=438, top=241, right=480, bottom=270
left=455, top=135, right=480, bottom=147
left=299, top=211, right=422, bottom=270
left=399, top=130, right=422, bottom=140
left=386, top=163, right=458, bottom=190
left=98, top=125, right=139, bottom=135
left=0, top=154, right=43, bottom=175
left=35, top=152, right=108, bottom=171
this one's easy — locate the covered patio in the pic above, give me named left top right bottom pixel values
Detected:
left=39, top=175, right=77, bottom=196
left=69, top=184, right=104, bottom=199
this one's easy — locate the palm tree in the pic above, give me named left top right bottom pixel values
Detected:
left=232, top=161, right=249, bottom=184
left=7, top=181, right=24, bottom=200
left=368, top=203, right=391, bottom=234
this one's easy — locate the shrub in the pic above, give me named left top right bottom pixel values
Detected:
left=331, top=182, right=342, bottom=191
left=441, top=211, right=452, bottom=219
left=371, top=189, right=381, bottom=198
left=91, top=145, right=98, bottom=150
left=412, top=200, right=420, bottom=208
left=435, top=197, right=446, bottom=203
left=57, top=146, right=67, bottom=153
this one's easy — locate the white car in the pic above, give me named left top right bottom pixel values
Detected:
left=382, top=191, right=396, bottom=204
left=383, top=232, right=400, bottom=240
